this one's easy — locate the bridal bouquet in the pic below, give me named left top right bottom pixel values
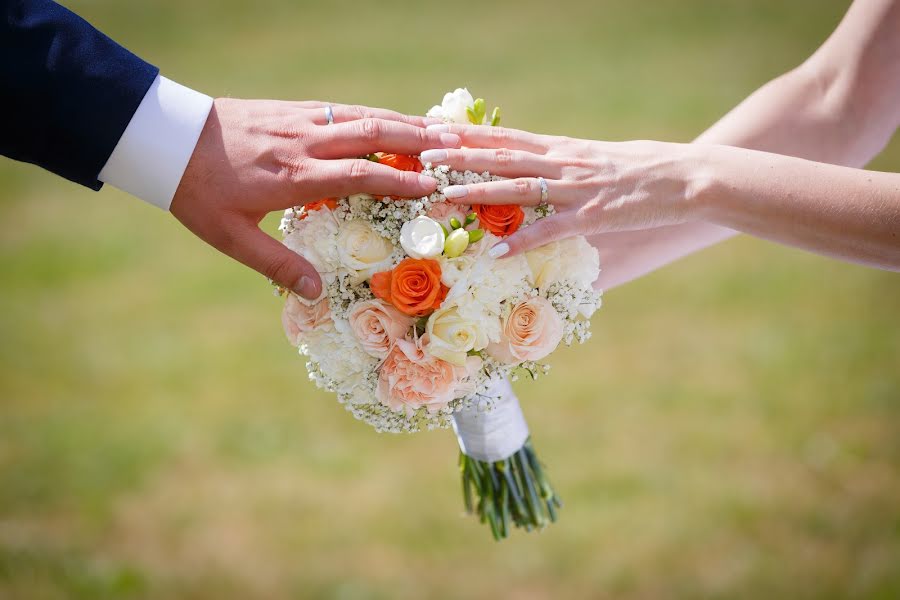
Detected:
left=276, top=89, right=602, bottom=539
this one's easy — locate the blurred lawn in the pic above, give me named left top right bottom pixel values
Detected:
left=2, top=0, right=899, bottom=598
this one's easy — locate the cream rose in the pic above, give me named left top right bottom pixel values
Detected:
left=525, top=236, right=600, bottom=291
left=348, top=299, right=416, bottom=359
left=376, top=336, right=480, bottom=416
left=336, top=220, right=394, bottom=279
left=281, top=294, right=332, bottom=346
left=487, top=297, right=564, bottom=363
left=400, top=216, right=445, bottom=260
left=425, top=305, right=490, bottom=366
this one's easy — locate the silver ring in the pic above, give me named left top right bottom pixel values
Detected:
left=324, top=105, right=335, bottom=125
left=537, top=176, right=549, bottom=205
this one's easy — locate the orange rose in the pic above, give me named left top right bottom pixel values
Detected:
left=376, top=153, right=423, bottom=172
left=370, top=258, right=448, bottom=317
left=300, top=197, right=338, bottom=219
left=373, top=154, right=424, bottom=200
left=473, top=204, right=524, bottom=237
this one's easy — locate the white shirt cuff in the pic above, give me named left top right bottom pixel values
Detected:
left=98, top=75, right=213, bottom=210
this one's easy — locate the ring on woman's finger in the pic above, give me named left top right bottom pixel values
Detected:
left=537, top=176, right=549, bottom=206
left=324, top=105, right=335, bottom=125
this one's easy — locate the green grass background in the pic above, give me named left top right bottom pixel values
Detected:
left=1, top=0, right=899, bottom=598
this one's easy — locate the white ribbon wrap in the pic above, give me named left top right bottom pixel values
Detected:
left=452, top=379, right=530, bottom=462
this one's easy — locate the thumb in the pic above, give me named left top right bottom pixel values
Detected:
left=228, top=222, right=323, bottom=299
left=491, top=214, right=576, bottom=258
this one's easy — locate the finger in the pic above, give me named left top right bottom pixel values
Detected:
left=309, top=119, right=460, bottom=159
left=426, top=123, right=551, bottom=154
left=491, top=214, right=578, bottom=258
left=419, top=147, right=559, bottom=178
left=441, top=177, right=570, bottom=207
left=309, top=158, right=438, bottom=198
left=305, top=103, right=437, bottom=127
left=225, top=221, right=323, bottom=299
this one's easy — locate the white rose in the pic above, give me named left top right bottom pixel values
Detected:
left=426, top=88, right=476, bottom=124
left=336, top=220, right=395, bottom=279
left=400, top=216, right=445, bottom=259
left=425, top=304, right=491, bottom=366
left=526, top=236, right=600, bottom=291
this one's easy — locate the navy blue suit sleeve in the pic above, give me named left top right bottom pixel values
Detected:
left=1, top=0, right=159, bottom=189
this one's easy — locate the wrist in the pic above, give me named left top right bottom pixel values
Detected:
left=680, top=143, right=723, bottom=222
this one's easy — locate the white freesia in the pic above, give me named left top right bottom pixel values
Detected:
left=336, top=220, right=394, bottom=279
left=400, top=216, right=445, bottom=259
left=426, top=304, right=490, bottom=366
left=426, top=88, right=477, bottom=124
left=526, top=236, right=600, bottom=291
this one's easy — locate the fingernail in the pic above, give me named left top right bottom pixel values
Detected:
left=443, top=185, right=468, bottom=199
left=426, top=124, right=450, bottom=133
left=440, top=133, right=461, bottom=147
left=295, top=275, right=319, bottom=299
left=418, top=174, right=437, bottom=188
left=420, top=149, right=448, bottom=163
left=488, top=243, right=510, bottom=259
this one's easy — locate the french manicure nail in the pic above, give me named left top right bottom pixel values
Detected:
left=440, top=133, right=461, bottom=147
left=488, top=243, right=510, bottom=259
left=443, top=185, right=468, bottom=199
left=426, top=124, right=450, bottom=133
left=295, top=275, right=319, bottom=299
left=420, top=149, right=448, bottom=163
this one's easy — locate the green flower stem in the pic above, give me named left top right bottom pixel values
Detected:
left=458, top=437, right=561, bottom=540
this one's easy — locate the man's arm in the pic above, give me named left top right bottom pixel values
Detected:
left=1, top=0, right=464, bottom=298
left=591, top=0, right=900, bottom=290
left=0, top=0, right=161, bottom=189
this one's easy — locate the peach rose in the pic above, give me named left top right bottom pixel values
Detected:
left=473, top=204, right=524, bottom=237
left=370, top=258, right=449, bottom=317
left=376, top=336, right=480, bottom=415
left=348, top=299, right=416, bottom=359
left=427, top=201, right=471, bottom=230
left=281, top=294, right=332, bottom=345
left=487, top=296, right=563, bottom=363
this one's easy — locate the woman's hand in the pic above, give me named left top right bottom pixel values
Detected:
left=419, top=124, right=706, bottom=256
left=171, top=99, right=461, bottom=298
left=420, top=123, right=900, bottom=270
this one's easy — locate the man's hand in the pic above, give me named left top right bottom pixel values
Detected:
left=170, top=98, right=460, bottom=299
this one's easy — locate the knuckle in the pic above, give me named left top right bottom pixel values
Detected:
left=489, top=127, right=508, bottom=144
left=494, top=148, right=514, bottom=166
left=359, top=118, right=381, bottom=141
left=511, top=178, right=534, bottom=197
left=348, top=159, right=372, bottom=182
left=280, top=158, right=308, bottom=183
left=261, top=252, right=296, bottom=284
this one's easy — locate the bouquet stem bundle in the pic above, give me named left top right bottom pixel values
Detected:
left=459, top=439, right=561, bottom=540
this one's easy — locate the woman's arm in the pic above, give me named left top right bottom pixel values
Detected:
left=445, top=0, right=900, bottom=289
left=591, top=0, right=900, bottom=289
